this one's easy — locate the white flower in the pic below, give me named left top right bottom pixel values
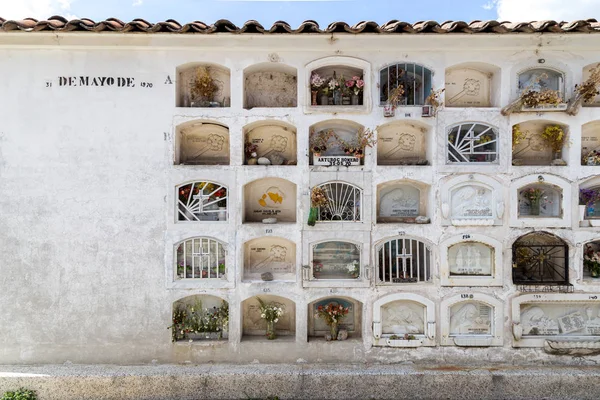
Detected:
left=261, top=313, right=266, bottom=318
left=274, top=318, right=278, bottom=323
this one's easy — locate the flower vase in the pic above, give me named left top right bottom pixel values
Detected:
left=554, top=151, right=562, bottom=161
left=333, top=90, right=342, bottom=105
left=588, top=157, right=596, bottom=166
left=320, top=94, right=329, bottom=106
left=307, top=207, right=318, bottom=227
left=530, top=198, right=541, bottom=216
left=330, top=322, right=339, bottom=341
left=580, top=205, right=588, bottom=222
left=592, top=264, right=600, bottom=278
left=218, top=207, right=227, bottom=221
left=351, top=94, right=360, bottom=105
left=266, top=320, right=276, bottom=340
left=311, top=90, right=318, bottom=106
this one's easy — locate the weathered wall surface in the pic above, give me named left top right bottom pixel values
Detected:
left=0, top=32, right=600, bottom=365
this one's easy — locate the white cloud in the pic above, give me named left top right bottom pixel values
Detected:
left=0, top=0, right=75, bottom=20
left=132, top=0, right=143, bottom=6
left=493, top=0, right=600, bottom=22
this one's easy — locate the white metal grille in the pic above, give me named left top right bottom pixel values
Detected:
left=379, top=63, right=433, bottom=106
left=176, top=237, right=226, bottom=280
left=177, top=181, right=227, bottom=222
left=316, top=182, right=362, bottom=222
left=447, top=123, right=498, bottom=163
left=377, top=238, right=431, bottom=284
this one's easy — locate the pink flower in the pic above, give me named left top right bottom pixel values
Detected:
left=345, top=79, right=354, bottom=88
left=356, top=79, right=365, bottom=88
left=352, top=76, right=361, bottom=81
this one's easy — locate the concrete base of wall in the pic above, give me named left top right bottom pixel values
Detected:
left=2, top=364, right=600, bottom=399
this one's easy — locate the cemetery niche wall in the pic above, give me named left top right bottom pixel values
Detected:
left=376, top=121, right=429, bottom=165
left=243, top=237, right=296, bottom=282
left=376, top=180, right=429, bottom=223
left=176, top=63, right=231, bottom=108
left=307, top=297, right=362, bottom=340
left=243, top=63, right=298, bottom=109
left=175, top=121, right=230, bottom=165
left=440, top=234, right=502, bottom=286
left=244, top=121, right=297, bottom=166
left=243, top=178, right=297, bottom=223
left=170, top=295, right=229, bottom=342
left=444, top=62, right=500, bottom=108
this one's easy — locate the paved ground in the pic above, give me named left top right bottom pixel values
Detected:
left=1, top=363, right=600, bottom=399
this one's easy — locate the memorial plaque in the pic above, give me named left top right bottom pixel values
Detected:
left=244, top=237, right=295, bottom=281
left=445, top=68, right=491, bottom=107
left=450, top=185, right=493, bottom=219
left=448, top=242, right=493, bottom=276
left=247, top=125, right=297, bottom=165
left=450, top=302, right=492, bottom=335
left=243, top=297, right=294, bottom=335
left=377, top=123, right=426, bottom=165
left=519, top=304, right=600, bottom=336
left=379, top=186, right=420, bottom=219
left=180, top=124, right=230, bottom=165
left=313, top=298, right=356, bottom=334
left=244, top=178, right=296, bottom=222
left=312, top=241, right=360, bottom=280
left=381, top=301, right=425, bottom=335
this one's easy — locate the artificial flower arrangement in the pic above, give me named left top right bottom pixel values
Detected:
left=520, top=188, right=552, bottom=215
left=345, top=76, right=365, bottom=96
left=256, top=297, right=285, bottom=340
left=583, top=150, right=600, bottom=166
left=580, top=188, right=600, bottom=207
left=540, top=125, right=566, bottom=154
left=584, top=244, right=600, bottom=278
left=168, top=300, right=229, bottom=342
left=308, top=186, right=329, bottom=226
left=315, top=302, right=350, bottom=340
left=310, top=71, right=364, bottom=106
left=190, top=66, right=218, bottom=104
left=346, top=260, right=360, bottom=278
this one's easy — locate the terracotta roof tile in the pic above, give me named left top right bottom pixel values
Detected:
left=2, top=18, right=600, bottom=34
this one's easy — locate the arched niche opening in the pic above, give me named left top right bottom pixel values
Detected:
left=310, top=240, right=361, bottom=281
left=379, top=62, right=433, bottom=106
left=512, top=121, right=568, bottom=166
left=583, top=240, right=600, bottom=280
left=243, top=237, right=296, bottom=281
left=170, top=295, right=229, bottom=342
left=373, top=293, right=435, bottom=347
left=313, top=181, right=362, bottom=222
left=446, top=122, right=499, bottom=164
left=582, top=63, right=600, bottom=106
left=308, top=296, right=362, bottom=340
left=310, top=64, right=365, bottom=107
left=176, top=181, right=228, bottom=222
left=243, top=178, right=297, bottom=223
left=242, top=295, right=296, bottom=340
left=517, top=183, right=562, bottom=218
left=581, top=121, right=600, bottom=166
left=309, top=120, right=367, bottom=166
left=376, top=121, right=429, bottom=166
left=445, top=62, right=500, bottom=108
left=440, top=234, right=502, bottom=286
left=518, top=67, right=566, bottom=102
left=512, top=232, right=569, bottom=286
left=375, top=236, right=432, bottom=284
left=377, top=180, right=429, bottom=223
left=243, top=121, right=297, bottom=166
left=176, top=63, right=231, bottom=108
left=174, top=237, right=227, bottom=280
left=175, top=121, right=230, bottom=165
left=243, top=63, right=297, bottom=109
left=440, top=294, right=503, bottom=347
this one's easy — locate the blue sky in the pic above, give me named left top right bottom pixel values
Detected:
left=0, top=0, right=598, bottom=26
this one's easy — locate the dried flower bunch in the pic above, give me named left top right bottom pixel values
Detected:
left=577, top=66, right=600, bottom=103
left=541, top=125, right=565, bottom=152
left=337, top=128, right=376, bottom=158
left=309, top=128, right=336, bottom=153
left=425, top=88, right=445, bottom=110
left=583, top=150, right=600, bottom=166
left=257, top=297, right=284, bottom=323
left=244, top=141, right=258, bottom=158
left=190, top=66, right=218, bottom=100
left=521, top=89, right=562, bottom=108
left=512, top=124, right=528, bottom=149
left=311, top=187, right=329, bottom=208
left=521, top=188, right=549, bottom=204
left=387, top=84, right=405, bottom=108
left=315, top=302, right=350, bottom=326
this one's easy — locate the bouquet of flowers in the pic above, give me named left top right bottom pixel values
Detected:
left=310, top=72, right=326, bottom=91
left=585, top=244, right=600, bottom=277
left=580, top=188, right=600, bottom=206
left=346, top=260, right=359, bottom=278
left=315, top=303, right=350, bottom=326
left=257, top=297, right=284, bottom=323
left=345, top=76, right=365, bottom=96
left=521, top=188, right=544, bottom=203
left=583, top=150, right=600, bottom=166
left=311, top=187, right=329, bottom=208
left=309, top=128, right=336, bottom=154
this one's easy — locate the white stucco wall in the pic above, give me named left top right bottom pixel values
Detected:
left=1, top=32, right=600, bottom=364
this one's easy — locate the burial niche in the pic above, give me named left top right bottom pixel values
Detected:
left=244, top=63, right=297, bottom=109
left=176, top=122, right=230, bottom=165
left=582, top=63, right=600, bottom=106
left=310, top=65, right=365, bottom=107
left=308, top=297, right=362, bottom=339
left=373, top=294, right=435, bottom=347
left=583, top=240, right=600, bottom=280
left=244, top=122, right=297, bottom=166
left=243, top=178, right=296, bottom=223
left=242, top=295, right=295, bottom=339
left=376, top=237, right=432, bottom=284
left=445, top=64, right=496, bottom=107
left=520, top=303, right=600, bottom=337
left=448, top=242, right=494, bottom=277
left=449, top=185, right=493, bottom=221
left=447, top=122, right=498, bottom=164
left=449, top=302, right=492, bottom=336
left=518, top=184, right=562, bottom=218
left=582, top=121, right=600, bottom=166
left=311, top=241, right=361, bottom=280
left=177, top=181, right=228, bottom=222
left=512, top=121, right=567, bottom=166
left=512, top=232, right=568, bottom=285
left=309, top=120, right=368, bottom=166
left=377, top=181, right=427, bottom=223
left=379, top=62, right=433, bottom=106
left=314, top=181, right=362, bottom=222
left=518, top=67, right=565, bottom=101
left=243, top=237, right=296, bottom=281
left=170, top=295, right=229, bottom=342
left=376, top=121, right=428, bottom=166
left=175, top=237, right=226, bottom=280
left=176, top=63, right=230, bottom=107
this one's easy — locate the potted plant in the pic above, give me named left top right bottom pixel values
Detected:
left=310, top=72, right=326, bottom=106
left=308, top=186, right=328, bottom=226
left=386, top=333, right=423, bottom=348
left=256, top=297, right=284, bottom=340
left=190, top=66, right=218, bottom=107
left=168, top=300, right=229, bottom=342
left=315, top=302, right=350, bottom=341
left=585, top=244, right=600, bottom=278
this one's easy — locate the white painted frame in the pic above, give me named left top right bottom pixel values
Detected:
left=440, top=173, right=504, bottom=226
left=509, top=174, right=570, bottom=228
left=372, top=293, right=436, bottom=347
left=440, top=234, right=502, bottom=287
left=440, top=293, right=503, bottom=347
left=511, top=293, right=600, bottom=348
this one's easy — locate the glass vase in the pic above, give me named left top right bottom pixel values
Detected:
left=351, top=94, right=360, bottom=105
left=320, top=94, right=329, bottom=106
left=307, top=207, right=318, bottom=226
left=530, top=198, right=540, bottom=216
left=333, top=89, right=342, bottom=105
left=266, top=320, right=276, bottom=340
left=330, top=322, right=339, bottom=341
